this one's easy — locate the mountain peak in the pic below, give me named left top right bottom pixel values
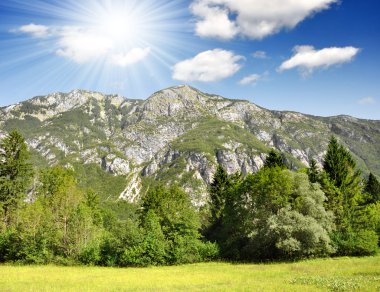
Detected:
left=1, top=86, right=380, bottom=203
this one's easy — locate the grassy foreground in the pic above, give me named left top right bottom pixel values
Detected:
left=1, top=257, right=380, bottom=291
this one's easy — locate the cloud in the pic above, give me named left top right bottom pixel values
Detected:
left=14, top=24, right=149, bottom=65
left=239, top=74, right=261, bottom=85
left=190, top=1, right=238, bottom=39
left=111, top=47, right=151, bottom=67
left=252, top=51, right=268, bottom=59
left=172, top=49, right=243, bottom=82
left=278, top=45, right=360, bottom=76
left=358, top=96, right=376, bottom=105
left=56, top=27, right=113, bottom=64
left=17, top=23, right=50, bottom=38
left=190, top=0, right=338, bottom=40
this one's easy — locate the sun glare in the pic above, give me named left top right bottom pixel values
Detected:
left=95, top=5, right=143, bottom=46
left=4, top=0, right=190, bottom=96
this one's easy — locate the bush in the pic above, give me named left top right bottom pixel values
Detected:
left=79, top=241, right=101, bottom=265
left=332, top=230, right=379, bottom=256
left=197, top=241, right=219, bottom=261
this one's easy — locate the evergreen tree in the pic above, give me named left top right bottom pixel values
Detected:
left=322, top=136, right=378, bottom=255
left=364, top=173, right=380, bottom=204
left=264, top=149, right=286, bottom=169
left=209, top=165, right=229, bottom=222
left=322, top=137, right=362, bottom=227
left=323, top=136, right=360, bottom=189
left=206, top=166, right=241, bottom=243
left=0, top=130, right=32, bottom=226
left=307, top=159, right=319, bottom=183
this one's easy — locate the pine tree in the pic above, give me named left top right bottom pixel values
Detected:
left=322, top=136, right=362, bottom=225
left=307, top=159, right=319, bottom=183
left=323, top=136, right=360, bottom=189
left=209, top=165, right=230, bottom=222
left=364, top=173, right=380, bottom=204
left=264, top=149, right=286, bottom=169
left=321, top=136, right=379, bottom=255
left=0, top=130, right=32, bottom=226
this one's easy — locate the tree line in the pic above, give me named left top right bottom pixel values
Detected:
left=0, top=130, right=379, bottom=265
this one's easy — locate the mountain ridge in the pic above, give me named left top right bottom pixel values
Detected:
left=1, top=85, right=379, bottom=204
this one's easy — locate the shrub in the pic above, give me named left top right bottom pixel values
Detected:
left=332, top=230, right=379, bottom=256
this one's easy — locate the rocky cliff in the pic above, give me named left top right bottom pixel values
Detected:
left=1, top=86, right=379, bottom=205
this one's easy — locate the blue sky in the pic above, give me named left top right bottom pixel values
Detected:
left=0, top=0, right=379, bottom=119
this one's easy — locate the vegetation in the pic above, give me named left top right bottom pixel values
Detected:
left=0, top=130, right=33, bottom=227
left=0, top=131, right=379, bottom=267
left=171, top=118, right=268, bottom=158
left=263, top=149, right=287, bottom=169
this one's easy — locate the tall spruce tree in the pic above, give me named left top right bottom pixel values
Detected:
left=209, top=165, right=230, bottom=222
left=364, top=173, right=380, bottom=204
left=0, top=130, right=32, bottom=226
left=321, top=136, right=379, bottom=255
left=206, top=165, right=242, bottom=243
left=322, top=136, right=362, bottom=228
left=307, top=159, right=319, bottom=183
left=323, top=136, right=360, bottom=189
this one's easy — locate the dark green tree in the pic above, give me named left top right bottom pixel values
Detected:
left=209, top=165, right=229, bottom=222
left=205, top=166, right=241, bottom=243
left=0, top=130, right=33, bottom=226
left=364, top=173, right=380, bottom=204
left=307, top=159, right=319, bottom=183
left=264, top=149, right=286, bottom=169
left=323, top=136, right=360, bottom=189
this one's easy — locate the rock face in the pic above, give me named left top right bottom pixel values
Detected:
left=1, top=85, right=380, bottom=204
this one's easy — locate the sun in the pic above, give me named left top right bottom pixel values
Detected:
left=94, top=4, right=144, bottom=47
left=103, top=14, right=137, bottom=41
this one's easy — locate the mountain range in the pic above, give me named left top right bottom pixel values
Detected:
left=1, top=85, right=379, bottom=205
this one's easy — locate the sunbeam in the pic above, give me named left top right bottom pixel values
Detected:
left=0, top=0, right=195, bottom=101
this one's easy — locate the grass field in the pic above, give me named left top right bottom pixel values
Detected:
left=1, top=256, right=380, bottom=291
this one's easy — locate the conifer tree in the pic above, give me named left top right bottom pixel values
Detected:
left=209, top=165, right=230, bottom=222
left=307, top=159, right=319, bottom=183
left=323, top=136, right=362, bottom=216
left=364, top=173, right=380, bottom=204
left=264, top=149, right=286, bottom=169
left=322, top=136, right=362, bottom=228
left=0, top=130, right=32, bottom=226
left=323, top=136, right=360, bottom=189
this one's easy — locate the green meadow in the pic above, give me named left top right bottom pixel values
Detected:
left=1, top=256, right=380, bottom=291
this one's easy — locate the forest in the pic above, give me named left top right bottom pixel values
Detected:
left=0, top=130, right=379, bottom=266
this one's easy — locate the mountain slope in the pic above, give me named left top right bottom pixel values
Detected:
left=1, top=86, right=379, bottom=204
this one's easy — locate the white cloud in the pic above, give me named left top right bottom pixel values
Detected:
left=172, top=49, right=243, bottom=82
left=190, top=0, right=338, bottom=40
left=358, top=96, right=376, bottom=105
left=15, top=24, right=149, bottom=65
left=278, top=45, right=360, bottom=76
left=56, top=28, right=113, bottom=64
left=239, top=74, right=261, bottom=85
left=190, top=1, right=238, bottom=39
left=111, top=47, right=151, bottom=67
left=252, top=51, right=268, bottom=59
left=18, top=23, right=50, bottom=38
